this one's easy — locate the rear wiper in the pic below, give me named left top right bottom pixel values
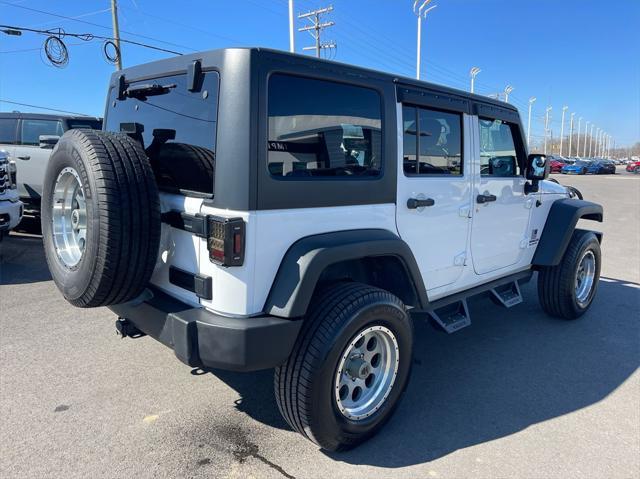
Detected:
left=123, top=83, right=176, bottom=100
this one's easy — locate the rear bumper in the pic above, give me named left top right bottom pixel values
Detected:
left=108, top=288, right=303, bottom=372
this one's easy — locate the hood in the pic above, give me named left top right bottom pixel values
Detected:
left=539, top=179, right=569, bottom=195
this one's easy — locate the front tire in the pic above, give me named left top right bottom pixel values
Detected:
left=537, top=230, right=601, bottom=319
left=274, top=282, right=413, bottom=451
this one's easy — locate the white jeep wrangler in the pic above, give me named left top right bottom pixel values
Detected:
left=42, top=48, right=603, bottom=451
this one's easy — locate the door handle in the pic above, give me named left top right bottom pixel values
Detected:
left=476, top=194, right=497, bottom=204
left=17, top=155, right=30, bottom=160
left=407, top=197, right=435, bottom=209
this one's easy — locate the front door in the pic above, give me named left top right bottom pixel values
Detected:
left=471, top=116, right=531, bottom=275
left=16, top=118, right=64, bottom=201
left=396, top=104, right=472, bottom=291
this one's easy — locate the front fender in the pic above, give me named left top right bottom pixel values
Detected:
left=532, top=198, right=603, bottom=266
left=263, top=229, right=428, bottom=318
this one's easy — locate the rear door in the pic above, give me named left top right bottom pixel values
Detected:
left=104, top=70, right=219, bottom=304
left=470, top=114, right=532, bottom=274
left=395, top=100, right=472, bottom=291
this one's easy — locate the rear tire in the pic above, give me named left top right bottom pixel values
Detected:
left=537, top=230, right=601, bottom=319
left=42, top=129, right=161, bottom=307
left=274, top=282, right=413, bottom=451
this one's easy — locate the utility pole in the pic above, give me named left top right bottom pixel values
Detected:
left=568, top=112, right=575, bottom=157
left=504, top=85, right=514, bottom=103
left=559, top=106, right=568, bottom=156
left=469, top=67, right=481, bottom=93
left=583, top=121, right=590, bottom=157
left=299, top=5, right=335, bottom=58
left=413, top=0, right=437, bottom=80
left=576, top=117, right=582, bottom=158
left=527, top=97, right=536, bottom=147
left=110, top=0, right=122, bottom=70
left=289, top=0, right=295, bottom=53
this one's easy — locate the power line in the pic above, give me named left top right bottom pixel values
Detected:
left=0, top=1, right=195, bottom=52
left=0, top=99, right=92, bottom=116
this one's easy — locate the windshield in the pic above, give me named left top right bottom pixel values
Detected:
left=105, top=71, right=219, bottom=196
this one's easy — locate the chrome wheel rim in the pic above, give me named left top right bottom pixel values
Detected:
left=575, top=250, right=596, bottom=307
left=334, top=325, right=399, bottom=421
left=52, top=167, right=87, bottom=268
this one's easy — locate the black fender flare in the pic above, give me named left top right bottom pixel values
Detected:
left=263, top=229, right=428, bottom=318
left=532, top=198, right=603, bottom=266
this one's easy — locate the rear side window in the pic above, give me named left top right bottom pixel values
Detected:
left=105, top=71, right=219, bottom=195
left=267, top=74, right=382, bottom=179
left=402, top=105, right=463, bottom=176
left=0, top=118, right=18, bottom=144
left=21, top=119, right=63, bottom=146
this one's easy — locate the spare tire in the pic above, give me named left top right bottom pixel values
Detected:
left=41, top=129, right=161, bottom=307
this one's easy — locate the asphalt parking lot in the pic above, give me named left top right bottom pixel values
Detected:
left=1, top=169, right=639, bottom=479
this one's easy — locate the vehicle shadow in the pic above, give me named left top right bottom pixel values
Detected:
left=0, top=233, right=51, bottom=285
left=199, top=276, right=639, bottom=466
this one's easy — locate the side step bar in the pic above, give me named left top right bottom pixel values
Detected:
left=417, top=270, right=532, bottom=334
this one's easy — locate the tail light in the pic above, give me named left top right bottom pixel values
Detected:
left=207, top=216, right=245, bottom=266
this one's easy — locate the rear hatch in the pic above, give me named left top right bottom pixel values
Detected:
left=104, top=69, right=219, bottom=306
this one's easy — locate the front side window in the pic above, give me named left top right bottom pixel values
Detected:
left=21, top=119, right=63, bottom=146
left=478, top=118, right=523, bottom=177
left=402, top=105, right=463, bottom=175
left=268, top=74, right=382, bottom=178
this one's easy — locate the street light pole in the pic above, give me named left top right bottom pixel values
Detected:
left=288, top=0, right=295, bottom=53
left=544, top=106, right=552, bottom=154
left=568, top=112, right=575, bottom=157
left=559, top=106, right=568, bottom=156
left=504, top=85, right=514, bottom=103
left=576, top=116, right=582, bottom=158
left=583, top=121, right=590, bottom=157
left=589, top=125, right=595, bottom=157
left=527, top=97, right=536, bottom=147
left=110, top=0, right=122, bottom=70
left=413, top=0, right=437, bottom=80
left=469, top=67, right=481, bottom=93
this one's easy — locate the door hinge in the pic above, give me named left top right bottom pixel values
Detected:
left=161, top=211, right=209, bottom=238
left=525, top=198, right=534, bottom=209
left=454, top=252, right=467, bottom=266
left=458, top=205, right=471, bottom=218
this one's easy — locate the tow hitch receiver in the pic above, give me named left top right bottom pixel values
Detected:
left=115, top=318, right=146, bottom=339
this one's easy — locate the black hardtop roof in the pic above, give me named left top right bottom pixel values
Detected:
left=0, top=112, right=101, bottom=121
left=111, top=47, right=519, bottom=114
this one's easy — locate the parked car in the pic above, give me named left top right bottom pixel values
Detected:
left=561, top=159, right=591, bottom=175
left=549, top=157, right=566, bottom=173
left=0, top=150, right=23, bottom=240
left=625, top=160, right=640, bottom=172
left=587, top=159, right=616, bottom=174
left=40, top=47, right=604, bottom=451
left=0, top=112, right=102, bottom=217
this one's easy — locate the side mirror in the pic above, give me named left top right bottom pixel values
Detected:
left=39, top=135, right=60, bottom=149
left=525, top=154, right=549, bottom=194
left=526, top=153, right=549, bottom=180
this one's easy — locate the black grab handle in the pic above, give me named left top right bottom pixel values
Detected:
left=407, top=197, right=435, bottom=209
left=476, top=194, right=497, bottom=204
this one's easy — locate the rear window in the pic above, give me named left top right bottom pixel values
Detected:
left=267, top=73, right=382, bottom=179
left=105, top=71, right=219, bottom=195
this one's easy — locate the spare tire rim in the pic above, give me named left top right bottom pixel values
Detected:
left=575, top=250, right=596, bottom=307
left=52, top=167, right=87, bottom=268
left=334, top=325, right=399, bottom=421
